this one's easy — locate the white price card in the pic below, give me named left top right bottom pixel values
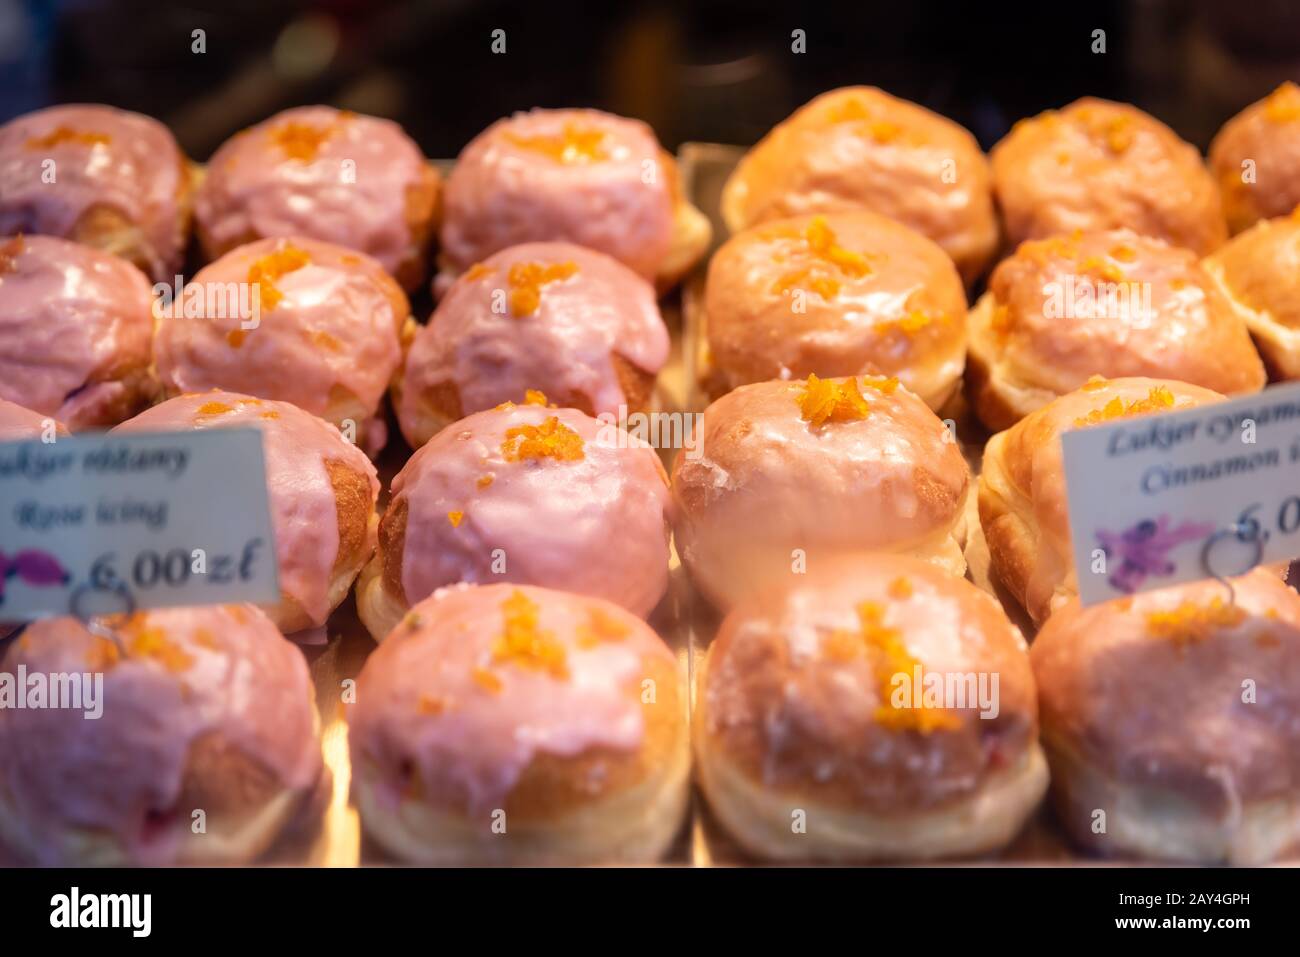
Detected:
left=0, top=428, right=278, bottom=620
left=1062, top=381, right=1300, bottom=607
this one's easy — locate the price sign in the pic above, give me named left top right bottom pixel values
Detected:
left=1062, top=381, right=1300, bottom=607
left=0, top=428, right=278, bottom=620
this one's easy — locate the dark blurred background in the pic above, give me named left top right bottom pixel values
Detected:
left=0, top=0, right=1297, bottom=158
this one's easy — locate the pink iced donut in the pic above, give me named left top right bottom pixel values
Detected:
left=440, top=108, right=708, bottom=286
left=396, top=241, right=669, bottom=448
left=357, top=399, right=672, bottom=641
left=114, top=392, right=379, bottom=634
left=0, top=234, right=156, bottom=429
left=0, top=604, right=323, bottom=865
left=0, top=104, right=193, bottom=282
left=152, top=237, right=411, bottom=453
left=196, top=106, right=440, bottom=291
left=0, top=396, right=64, bottom=440
left=349, top=583, right=688, bottom=864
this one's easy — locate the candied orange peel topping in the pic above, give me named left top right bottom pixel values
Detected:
left=523, top=389, right=549, bottom=406
left=477, top=474, right=495, bottom=489
left=504, top=124, right=608, bottom=164
left=248, top=244, right=311, bottom=312
left=1109, top=244, right=1138, bottom=263
left=1265, top=82, right=1300, bottom=123
left=269, top=113, right=353, bottom=161
left=1074, top=385, right=1176, bottom=427
left=417, top=694, right=448, bottom=716
left=471, top=667, right=503, bottom=694
left=577, top=605, right=631, bottom=648
left=464, top=263, right=494, bottom=282
left=501, top=415, right=585, bottom=462
left=1076, top=108, right=1135, bottom=153
left=25, top=126, right=110, bottom=150
left=1080, top=255, right=1125, bottom=283
left=96, top=613, right=195, bottom=672
left=491, top=590, right=569, bottom=679
left=1082, top=374, right=1109, bottom=392
left=507, top=260, right=579, bottom=316
left=1146, top=596, right=1247, bottom=648
left=824, top=601, right=959, bottom=733
left=888, top=577, right=913, bottom=600
left=447, top=510, right=464, bottom=528
left=771, top=216, right=872, bottom=301
left=226, top=329, right=247, bottom=348
left=797, top=374, right=871, bottom=427
left=197, top=401, right=234, bottom=416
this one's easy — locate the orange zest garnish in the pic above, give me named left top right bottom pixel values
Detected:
left=888, top=577, right=913, bottom=600
left=25, top=126, right=110, bottom=150
left=447, top=510, right=464, bottom=528
left=506, top=261, right=579, bottom=316
left=477, top=474, right=495, bottom=489
left=197, top=401, right=233, bottom=416
left=523, top=389, right=549, bottom=406
left=464, top=263, right=494, bottom=282
left=500, top=415, right=585, bottom=462
left=1081, top=374, right=1109, bottom=392
left=471, top=667, right=503, bottom=694
left=504, top=124, right=609, bottom=164
left=491, top=590, right=569, bottom=678
left=1109, top=244, right=1138, bottom=263
left=248, top=244, right=310, bottom=312
left=1073, top=385, right=1176, bottom=427
left=797, top=374, right=870, bottom=427
left=771, top=216, right=872, bottom=301
left=269, top=115, right=351, bottom=161
left=226, top=329, right=247, bottom=348
left=823, top=601, right=959, bottom=733
left=99, top=613, right=194, bottom=672
left=576, top=605, right=631, bottom=648
left=417, top=694, right=448, bottom=716
left=1080, top=255, right=1125, bottom=283
left=1146, top=597, right=1247, bottom=648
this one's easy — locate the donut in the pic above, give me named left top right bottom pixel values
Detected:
left=195, top=106, right=440, bottom=291
left=348, top=583, right=688, bottom=864
left=1210, top=82, right=1300, bottom=235
left=395, top=241, right=669, bottom=449
left=152, top=236, right=411, bottom=454
left=701, top=211, right=968, bottom=410
left=0, top=104, right=193, bottom=282
left=439, top=108, right=710, bottom=289
left=0, top=395, right=64, bottom=441
left=967, top=228, right=1264, bottom=431
left=978, top=376, right=1226, bottom=626
left=1032, top=568, right=1300, bottom=864
left=991, top=98, right=1227, bottom=256
left=0, top=234, right=157, bottom=429
left=0, top=604, right=323, bottom=865
left=357, top=396, right=670, bottom=642
left=114, top=392, right=379, bottom=634
left=671, top=375, right=970, bottom=612
left=720, top=86, right=999, bottom=285
left=1202, top=206, right=1300, bottom=379
left=694, top=554, right=1046, bottom=861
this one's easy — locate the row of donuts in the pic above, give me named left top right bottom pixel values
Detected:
left=5, top=366, right=1300, bottom=865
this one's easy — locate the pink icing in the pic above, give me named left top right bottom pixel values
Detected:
left=0, top=104, right=187, bottom=281
left=401, top=241, right=668, bottom=432
left=0, top=396, right=61, bottom=440
left=0, top=234, right=154, bottom=429
left=152, top=237, right=405, bottom=427
left=196, top=106, right=430, bottom=279
left=113, top=392, right=379, bottom=626
left=440, top=109, right=674, bottom=279
left=391, top=403, right=671, bottom=617
left=350, top=582, right=673, bottom=815
left=0, top=604, right=321, bottom=865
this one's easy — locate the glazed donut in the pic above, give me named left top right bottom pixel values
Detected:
left=0, top=396, right=64, bottom=440
left=357, top=397, right=670, bottom=642
left=0, top=104, right=193, bottom=282
left=695, top=554, right=1046, bottom=862
left=153, top=237, right=411, bottom=454
left=991, top=98, right=1227, bottom=256
left=195, top=106, right=440, bottom=292
left=701, top=212, right=967, bottom=410
left=0, top=234, right=157, bottom=429
left=968, top=229, right=1265, bottom=431
left=439, top=108, right=710, bottom=289
left=1202, top=207, right=1300, bottom=379
left=395, top=241, right=668, bottom=449
left=0, top=604, right=323, bottom=865
left=1210, top=82, right=1300, bottom=235
left=671, top=375, right=970, bottom=612
left=349, top=583, right=688, bottom=864
left=1032, top=568, right=1300, bottom=864
left=979, top=376, right=1226, bottom=626
left=720, top=87, right=999, bottom=285
left=114, top=392, right=379, bottom=634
